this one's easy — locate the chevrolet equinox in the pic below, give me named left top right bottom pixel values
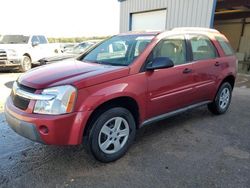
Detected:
left=5, top=28, right=237, bottom=162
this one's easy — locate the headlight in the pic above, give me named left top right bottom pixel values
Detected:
left=34, top=85, right=77, bottom=115
left=7, top=49, right=18, bottom=57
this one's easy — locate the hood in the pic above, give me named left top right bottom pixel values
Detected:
left=0, top=44, right=28, bottom=50
left=18, top=60, right=130, bottom=89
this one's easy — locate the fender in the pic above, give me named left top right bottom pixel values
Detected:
left=75, top=73, right=148, bottom=123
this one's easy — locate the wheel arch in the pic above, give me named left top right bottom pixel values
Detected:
left=220, top=74, right=235, bottom=89
left=213, top=74, right=235, bottom=100
left=82, top=96, right=140, bottom=141
left=23, top=53, right=32, bottom=63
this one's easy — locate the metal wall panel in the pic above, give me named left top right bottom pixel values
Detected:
left=119, top=0, right=215, bottom=33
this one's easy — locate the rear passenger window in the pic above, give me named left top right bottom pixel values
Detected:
left=189, top=35, right=217, bottom=60
left=215, top=36, right=234, bottom=56
left=151, top=35, right=186, bottom=65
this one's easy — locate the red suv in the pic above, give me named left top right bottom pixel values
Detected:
left=5, top=28, right=237, bottom=162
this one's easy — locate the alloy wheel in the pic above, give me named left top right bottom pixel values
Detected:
left=98, top=117, right=129, bottom=154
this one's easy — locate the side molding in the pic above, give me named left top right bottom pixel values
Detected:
left=141, top=101, right=211, bottom=127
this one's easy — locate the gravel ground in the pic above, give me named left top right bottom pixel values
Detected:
left=0, top=72, right=249, bottom=188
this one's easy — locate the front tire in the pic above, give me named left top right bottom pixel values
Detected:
left=19, top=55, right=31, bottom=72
left=208, top=82, right=232, bottom=115
left=88, top=107, right=136, bottom=162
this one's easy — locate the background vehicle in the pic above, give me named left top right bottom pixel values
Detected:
left=0, top=35, right=61, bottom=72
left=5, top=28, right=237, bottom=162
left=64, top=41, right=98, bottom=54
left=60, top=43, right=76, bottom=53
left=38, top=40, right=100, bottom=65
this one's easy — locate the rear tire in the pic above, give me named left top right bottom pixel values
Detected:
left=19, top=55, right=31, bottom=72
left=88, top=107, right=136, bottom=163
left=208, top=82, right=232, bottom=115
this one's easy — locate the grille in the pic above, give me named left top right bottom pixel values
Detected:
left=11, top=94, right=30, bottom=110
left=11, top=83, right=36, bottom=110
left=0, top=50, right=7, bottom=64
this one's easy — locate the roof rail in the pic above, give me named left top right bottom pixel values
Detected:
left=172, top=27, right=220, bottom=33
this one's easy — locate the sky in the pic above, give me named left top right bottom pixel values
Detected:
left=0, top=0, right=120, bottom=37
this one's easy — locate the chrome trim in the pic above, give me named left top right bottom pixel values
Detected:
left=151, top=88, right=193, bottom=101
left=13, top=82, right=55, bottom=101
left=141, top=101, right=211, bottom=127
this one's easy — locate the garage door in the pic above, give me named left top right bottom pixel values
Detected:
left=131, top=9, right=167, bottom=31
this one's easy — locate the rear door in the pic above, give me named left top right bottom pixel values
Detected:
left=146, top=35, right=195, bottom=119
left=187, top=34, right=221, bottom=102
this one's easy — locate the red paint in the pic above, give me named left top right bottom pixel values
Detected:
left=5, top=30, right=237, bottom=145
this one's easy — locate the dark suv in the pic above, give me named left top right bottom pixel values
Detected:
left=5, top=28, right=237, bottom=162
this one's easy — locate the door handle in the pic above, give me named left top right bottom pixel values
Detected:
left=183, top=68, right=192, bottom=74
left=215, top=62, right=220, bottom=66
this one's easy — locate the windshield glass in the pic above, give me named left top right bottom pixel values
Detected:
left=0, top=35, right=29, bottom=44
left=82, top=35, right=155, bottom=66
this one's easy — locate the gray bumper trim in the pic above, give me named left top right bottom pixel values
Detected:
left=5, top=109, right=44, bottom=143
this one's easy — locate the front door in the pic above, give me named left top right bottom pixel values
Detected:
left=145, top=35, right=195, bottom=119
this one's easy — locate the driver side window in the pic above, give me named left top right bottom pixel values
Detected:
left=150, top=35, right=187, bottom=66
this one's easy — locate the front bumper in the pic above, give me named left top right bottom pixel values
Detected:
left=5, top=108, right=43, bottom=143
left=4, top=97, right=92, bottom=145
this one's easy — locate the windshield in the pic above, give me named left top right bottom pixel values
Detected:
left=0, top=35, right=29, bottom=44
left=82, top=35, right=155, bottom=66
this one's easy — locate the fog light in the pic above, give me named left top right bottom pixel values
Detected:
left=39, top=125, right=49, bottom=135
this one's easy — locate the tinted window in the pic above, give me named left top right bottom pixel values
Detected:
left=215, top=36, right=234, bottom=56
left=150, top=35, right=186, bottom=65
left=38, top=35, right=47, bottom=44
left=190, top=35, right=217, bottom=60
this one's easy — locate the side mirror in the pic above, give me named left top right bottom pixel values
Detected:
left=32, top=41, right=39, bottom=47
left=146, top=57, right=174, bottom=70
